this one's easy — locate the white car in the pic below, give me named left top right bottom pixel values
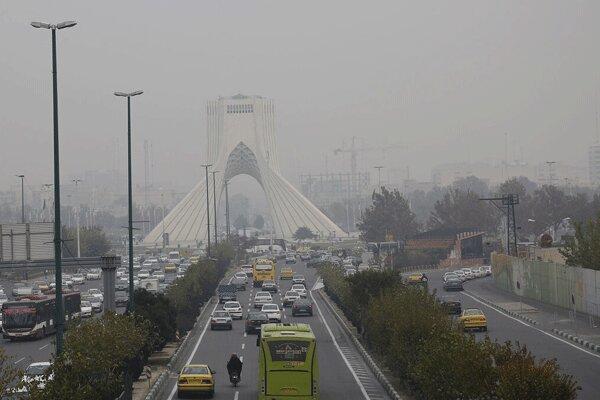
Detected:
left=254, top=291, right=273, bottom=309
left=80, top=300, right=93, bottom=318
left=71, top=273, right=85, bottom=284
left=234, top=272, right=248, bottom=284
left=88, top=289, right=103, bottom=301
left=482, top=265, right=492, bottom=276
left=142, top=261, right=153, bottom=269
left=283, top=290, right=301, bottom=307
left=86, top=270, right=101, bottom=280
left=261, top=303, right=282, bottom=322
left=116, top=268, right=126, bottom=279
left=443, top=272, right=458, bottom=282
left=292, top=275, right=306, bottom=285
left=453, top=270, right=467, bottom=282
left=152, top=271, right=165, bottom=282
left=223, top=301, right=243, bottom=319
left=17, top=362, right=52, bottom=393
left=291, top=284, right=307, bottom=298
left=0, top=293, right=8, bottom=307
left=138, top=269, right=150, bottom=279
left=471, top=267, right=485, bottom=278
left=461, top=268, right=474, bottom=280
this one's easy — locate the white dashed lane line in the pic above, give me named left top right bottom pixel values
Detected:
left=14, top=357, right=25, bottom=365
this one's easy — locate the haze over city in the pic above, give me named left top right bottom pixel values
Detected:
left=2, top=1, right=600, bottom=192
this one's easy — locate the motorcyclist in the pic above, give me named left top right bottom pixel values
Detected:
left=227, top=353, right=243, bottom=382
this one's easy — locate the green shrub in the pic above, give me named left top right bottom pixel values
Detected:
left=134, top=289, right=177, bottom=348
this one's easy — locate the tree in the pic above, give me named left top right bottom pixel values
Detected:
left=452, top=175, right=490, bottom=197
left=0, top=347, right=23, bottom=397
left=357, top=187, right=420, bottom=242
left=62, top=226, right=110, bottom=257
left=428, top=188, right=500, bottom=233
left=559, top=213, right=600, bottom=270
left=233, top=214, right=248, bottom=231
left=253, top=214, right=265, bottom=230
left=134, top=289, right=177, bottom=348
left=293, top=226, right=315, bottom=240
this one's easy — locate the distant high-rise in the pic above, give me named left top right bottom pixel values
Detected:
left=144, top=94, right=344, bottom=246
left=589, top=143, right=600, bottom=186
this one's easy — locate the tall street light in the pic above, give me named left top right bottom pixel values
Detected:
left=72, top=179, right=82, bottom=257
left=201, top=164, right=213, bottom=257
left=15, top=175, right=25, bottom=223
left=374, top=166, right=384, bottom=191
left=31, top=19, right=77, bottom=355
left=225, top=179, right=231, bottom=240
left=211, top=170, right=219, bottom=245
left=114, top=90, right=143, bottom=313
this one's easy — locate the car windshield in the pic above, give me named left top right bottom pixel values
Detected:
left=81, top=301, right=91, bottom=307
left=293, top=275, right=304, bottom=279
left=3, top=307, right=36, bottom=329
left=286, top=291, right=299, bottom=297
left=235, top=273, right=246, bottom=278
left=248, top=312, right=268, bottom=320
left=182, top=365, right=209, bottom=375
left=262, top=304, right=278, bottom=311
left=447, top=278, right=460, bottom=282
left=25, top=364, right=49, bottom=376
left=256, top=292, right=270, bottom=297
left=292, top=285, right=305, bottom=290
left=224, top=302, right=240, bottom=308
left=464, top=309, right=483, bottom=316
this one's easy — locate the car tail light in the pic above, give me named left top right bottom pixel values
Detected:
left=201, top=379, right=212, bottom=384
left=178, top=378, right=187, bottom=384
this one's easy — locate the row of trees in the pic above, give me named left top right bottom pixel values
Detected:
left=319, top=265, right=579, bottom=400
left=358, top=176, right=600, bottom=242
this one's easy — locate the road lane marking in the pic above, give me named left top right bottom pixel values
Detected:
left=167, top=300, right=220, bottom=400
left=14, top=357, right=25, bottom=365
left=461, top=291, right=600, bottom=359
left=39, top=344, right=49, bottom=350
left=241, top=343, right=245, bottom=350
left=244, top=332, right=247, bottom=338
left=240, top=356, right=243, bottom=362
left=310, top=291, right=369, bottom=400
left=234, top=391, right=239, bottom=400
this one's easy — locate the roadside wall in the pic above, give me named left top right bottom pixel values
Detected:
left=492, top=253, right=600, bottom=317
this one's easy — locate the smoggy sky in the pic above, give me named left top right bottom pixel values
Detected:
left=1, top=1, right=599, bottom=191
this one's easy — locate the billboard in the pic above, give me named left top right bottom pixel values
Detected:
left=0, top=222, right=54, bottom=263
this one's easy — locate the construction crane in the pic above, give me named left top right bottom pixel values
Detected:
left=333, top=136, right=406, bottom=176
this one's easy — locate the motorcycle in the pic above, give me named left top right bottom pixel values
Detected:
left=229, top=371, right=240, bottom=387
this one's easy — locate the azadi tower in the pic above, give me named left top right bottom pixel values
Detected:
left=143, top=94, right=344, bottom=246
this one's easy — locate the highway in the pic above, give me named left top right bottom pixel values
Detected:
left=427, top=269, right=600, bottom=400
left=164, top=260, right=391, bottom=400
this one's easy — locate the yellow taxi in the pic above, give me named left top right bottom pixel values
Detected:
left=177, top=364, right=215, bottom=398
left=164, top=263, right=177, bottom=273
left=189, top=256, right=200, bottom=264
left=459, top=308, right=487, bottom=332
left=280, top=267, right=294, bottom=280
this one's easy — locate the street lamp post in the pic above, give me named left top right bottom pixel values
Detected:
left=374, top=166, right=384, bottom=191
left=225, top=179, right=231, bottom=240
left=31, top=19, right=77, bottom=356
left=211, top=170, right=219, bottom=245
left=114, top=90, right=143, bottom=313
left=15, top=175, right=25, bottom=223
left=201, top=164, right=213, bottom=257
left=72, top=179, right=82, bottom=257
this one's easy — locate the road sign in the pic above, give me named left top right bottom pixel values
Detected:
left=0, top=222, right=54, bottom=263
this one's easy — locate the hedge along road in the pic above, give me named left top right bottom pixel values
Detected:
left=428, top=269, right=600, bottom=399
left=164, top=259, right=391, bottom=400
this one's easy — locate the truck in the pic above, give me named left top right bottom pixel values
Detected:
left=217, top=284, right=237, bottom=303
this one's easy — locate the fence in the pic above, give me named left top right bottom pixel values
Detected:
left=492, top=253, right=600, bottom=318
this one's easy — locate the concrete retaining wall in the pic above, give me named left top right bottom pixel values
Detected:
left=492, top=253, right=600, bottom=317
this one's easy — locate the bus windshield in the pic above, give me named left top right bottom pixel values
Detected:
left=268, top=340, right=310, bottom=362
left=256, top=264, right=273, bottom=271
left=3, top=307, right=36, bottom=329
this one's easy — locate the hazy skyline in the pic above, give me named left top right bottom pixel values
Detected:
left=2, top=1, right=600, bottom=193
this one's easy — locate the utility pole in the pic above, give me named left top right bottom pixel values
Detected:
left=72, top=179, right=82, bottom=257
left=16, top=175, right=25, bottom=223
left=160, top=191, right=166, bottom=251
left=225, top=179, right=231, bottom=241
left=211, top=170, right=219, bottom=245
left=202, top=164, right=213, bottom=257
left=480, top=194, right=520, bottom=256
left=374, top=166, right=384, bottom=191
left=31, top=19, right=77, bottom=356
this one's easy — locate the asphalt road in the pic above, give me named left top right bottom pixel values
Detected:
left=164, top=260, right=391, bottom=400
left=428, top=269, right=600, bottom=400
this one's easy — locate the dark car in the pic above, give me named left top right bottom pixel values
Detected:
left=443, top=277, right=464, bottom=291
left=115, top=282, right=129, bottom=292
left=115, top=291, right=129, bottom=307
left=440, top=296, right=462, bottom=315
left=217, top=284, right=237, bottom=303
left=291, top=299, right=313, bottom=316
left=261, top=281, right=278, bottom=293
left=245, top=311, right=268, bottom=334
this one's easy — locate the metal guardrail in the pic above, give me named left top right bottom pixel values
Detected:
left=0, top=256, right=114, bottom=269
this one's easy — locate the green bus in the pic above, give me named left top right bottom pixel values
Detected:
left=257, top=323, right=319, bottom=399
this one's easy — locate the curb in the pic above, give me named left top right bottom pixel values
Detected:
left=318, top=290, right=404, bottom=400
left=464, top=289, right=539, bottom=325
left=551, top=328, right=600, bottom=353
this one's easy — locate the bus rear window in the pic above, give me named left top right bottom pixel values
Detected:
left=268, top=340, right=310, bottom=362
left=255, top=264, right=273, bottom=271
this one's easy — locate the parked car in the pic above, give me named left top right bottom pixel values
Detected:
left=210, top=310, right=232, bottom=330
left=261, top=303, right=282, bottom=322
left=291, top=298, right=313, bottom=316
left=460, top=268, right=474, bottom=280
left=482, top=265, right=492, bottom=276
left=223, top=301, right=243, bottom=319
left=245, top=311, right=268, bottom=334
